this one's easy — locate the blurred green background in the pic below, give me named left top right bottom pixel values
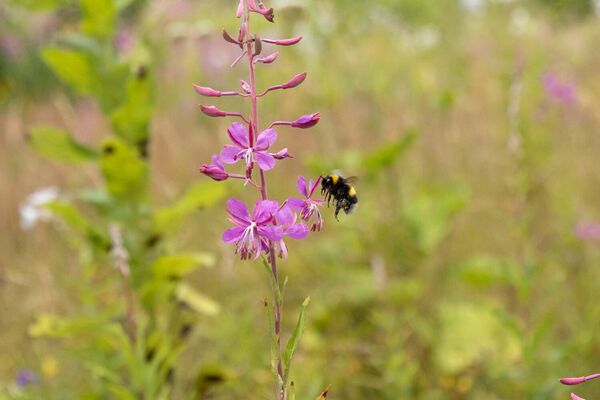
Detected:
left=2, top=0, right=600, bottom=398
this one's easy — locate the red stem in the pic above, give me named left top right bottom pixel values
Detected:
left=242, top=2, right=284, bottom=399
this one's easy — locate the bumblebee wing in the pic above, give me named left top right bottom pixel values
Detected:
left=343, top=176, right=359, bottom=184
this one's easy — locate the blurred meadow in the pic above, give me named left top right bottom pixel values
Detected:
left=2, top=0, right=600, bottom=398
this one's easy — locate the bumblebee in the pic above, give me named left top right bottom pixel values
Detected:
left=321, top=174, right=358, bottom=220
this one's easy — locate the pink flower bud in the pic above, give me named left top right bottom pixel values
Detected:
left=255, top=52, right=279, bottom=64
left=571, top=394, right=585, bottom=400
left=281, top=72, right=307, bottom=89
left=561, top=374, right=600, bottom=386
left=200, top=164, right=229, bottom=181
left=272, top=148, right=293, bottom=159
left=200, top=105, right=227, bottom=117
left=240, top=80, right=252, bottom=94
left=262, top=36, right=303, bottom=46
left=291, top=113, right=320, bottom=128
left=193, top=85, right=222, bottom=97
left=236, top=0, right=243, bottom=17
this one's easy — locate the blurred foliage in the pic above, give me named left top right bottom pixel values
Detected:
left=2, top=0, right=600, bottom=399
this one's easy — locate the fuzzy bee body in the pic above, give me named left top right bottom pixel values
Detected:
left=321, top=174, right=358, bottom=220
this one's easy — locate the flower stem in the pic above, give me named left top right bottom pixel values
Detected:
left=242, top=2, right=284, bottom=398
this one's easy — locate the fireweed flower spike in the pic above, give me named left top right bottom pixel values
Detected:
left=288, top=176, right=325, bottom=231
left=196, top=0, right=325, bottom=398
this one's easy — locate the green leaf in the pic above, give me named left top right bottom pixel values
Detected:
left=363, top=129, right=419, bottom=179
left=111, top=74, right=154, bottom=144
left=175, top=283, right=220, bottom=316
left=153, top=181, right=227, bottom=234
left=151, top=253, right=215, bottom=279
left=80, top=0, right=117, bottom=38
left=45, top=201, right=89, bottom=232
left=29, top=126, right=98, bottom=163
left=42, top=47, right=98, bottom=94
left=100, top=137, right=148, bottom=201
left=283, top=297, right=310, bottom=384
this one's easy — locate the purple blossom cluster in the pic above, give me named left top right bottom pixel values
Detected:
left=196, top=0, right=324, bottom=261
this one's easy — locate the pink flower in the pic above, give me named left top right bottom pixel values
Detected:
left=221, top=122, right=284, bottom=174
left=575, top=223, right=600, bottom=241
left=274, top=206, right=309, bottom=258
left=543, top=73, right=576, bottom=104
left=222, top=199, right=283, bottom=260
left=199, top=155, right=229, bottom=181
left=571, top=394, right=585, bottom=400
left=288, top=176, right=324, bottom=231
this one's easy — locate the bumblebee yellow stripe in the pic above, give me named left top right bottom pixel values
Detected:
left=348, top=186, right=356, bottom=196
left=331, top=175, right=339, bottom=185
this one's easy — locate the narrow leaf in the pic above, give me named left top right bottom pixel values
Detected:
left=283, top=297, right=310, bottom=382
left=175, top=283, right=220, bottom=316
left=152, top=253, right=215, bottom=279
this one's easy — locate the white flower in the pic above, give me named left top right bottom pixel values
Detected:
left=19, top=187, right=60, bottom=230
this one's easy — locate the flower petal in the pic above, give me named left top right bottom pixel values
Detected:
left=222, top=226, right=245, bottom=243
left=226, top=198, right=251, bottom=224
left=285, top=223, right=309, bottom=240
left=296, top=176, right=308, bottom=197
left=221, top=145, right=242, bottom=164
left=228, top=122, right=249, bottom=148
left=276, top=206, right=295, bottom=226
left=211, top=154, right=224, bottom=169
left=255, top=152, right=276, bottom=170
left=258, top=225, right=283, bottom=241
left=287, top=197, right=306, bottom=211
left=254, top=200, right=278, bottom=223
left=255, top=128, right=277, bottom=151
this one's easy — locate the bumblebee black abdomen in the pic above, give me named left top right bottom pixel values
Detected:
left=321, top=174, right=358, bottom=220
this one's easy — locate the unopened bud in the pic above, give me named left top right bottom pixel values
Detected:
left=200, top=164, right=229, bottom=181
left=273, top=148, right=293, bottom=159
left=291, top=113, right=320, bottom=128
left=240, top=80, right=251, bottom=94
left=200, top=105, right=227, bottom=117
left=193, top=85, right=222, bottom=97
left=236, top=0, right=243, bottom=17
left=262, top=36, right=303, bottom=46
left=281, top=72, right=307, bottom=89
left=255, top=52, right=279, bottom=64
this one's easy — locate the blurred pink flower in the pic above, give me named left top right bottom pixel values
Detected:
left=543, top=73, right=577, bottom=104
left=575, top=223, right=600, bottom=241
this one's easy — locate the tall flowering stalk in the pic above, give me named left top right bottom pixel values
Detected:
left=196, top=1, right=325, bottom=398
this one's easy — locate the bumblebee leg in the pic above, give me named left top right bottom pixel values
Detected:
left=334, top=202, right=341, bottom=221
